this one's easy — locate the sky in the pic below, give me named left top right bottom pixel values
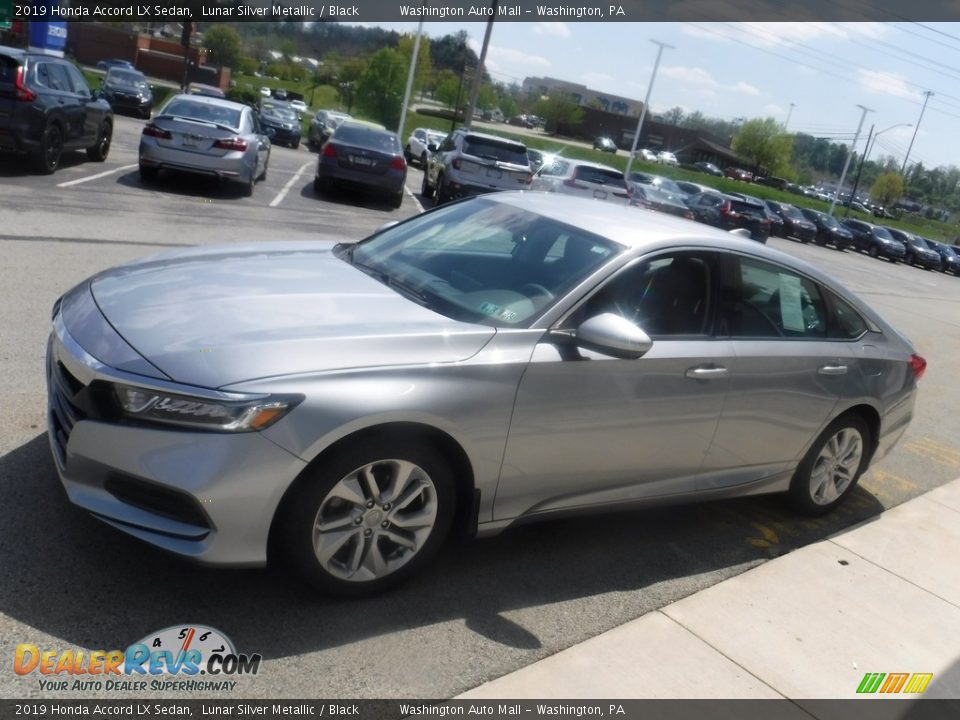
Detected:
left=346, top=21, right=960, bottom=172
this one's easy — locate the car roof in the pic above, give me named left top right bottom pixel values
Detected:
left=0, top=45, right=25, bottom=60
left=460, top=129, right=526, bottom=146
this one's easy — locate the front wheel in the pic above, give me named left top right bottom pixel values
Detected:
left=33, top=122, right=64, bottom=174
left=420, top=170, right=434, bottom=199
left=788, top=415, right=871, bottom=516
left=868, top=245, right=879, bottom=258
left=278, top=437, right=457, bottom=597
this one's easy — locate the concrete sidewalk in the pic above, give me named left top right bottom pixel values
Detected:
left=458, top=479, right=960, bottom=699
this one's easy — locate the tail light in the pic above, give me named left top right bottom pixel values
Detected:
left=390, top=156, right=406, bottom=171
left=213, top=136, right=248, bottom=151
left=452, top=158, right=462, bottom=170
left=322, top=142, right=337, bottom=158
left=14, top=65, right=36, bottom=102
left=142, top=124, right=172, bottom=140
left=684, top=210, right=694, bottom=220
left=720, top=201, right=737, bottom=218
left=909, top=354, right=927, bottom=380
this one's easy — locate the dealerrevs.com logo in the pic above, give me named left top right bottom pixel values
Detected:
left=14, top=625, right=261, bottom=692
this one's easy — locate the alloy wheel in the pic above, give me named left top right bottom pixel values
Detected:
left=809, top=428, right=863, bottom=506
left=311, top=459, right=439, bottom=582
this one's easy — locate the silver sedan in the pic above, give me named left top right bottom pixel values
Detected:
left=138, top=94, right=271, bottom=196
left=46, top=193, right=924, bottom=596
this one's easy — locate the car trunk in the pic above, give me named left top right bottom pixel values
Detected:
left=0, top=54, right=24, bottom=135
left=461, top=136, right=531, bottom=189
left=150, top=116, right=243, bottom=157
left=570, top=166, right=630, bottom=202
left=334, top=142, right=393, bottom=175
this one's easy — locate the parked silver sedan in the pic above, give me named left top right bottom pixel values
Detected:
left=138, top=94, right=271, bottom=196
left=46, top=193, right=924, bottom=596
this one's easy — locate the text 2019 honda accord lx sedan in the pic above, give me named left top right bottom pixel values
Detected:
left=47, top=193, right=925, bottom=596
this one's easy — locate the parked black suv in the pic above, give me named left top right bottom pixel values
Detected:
left=0, top=46, right=113, bottom=174
left=799, top=208, right=853, bottom=250
left=886, top=227, right=941, bottom=270
left=841, top=219, right=906, bottom=262
left=684, top=191, right=771, bottom=242
left=763, top=200, right=817, bottom=243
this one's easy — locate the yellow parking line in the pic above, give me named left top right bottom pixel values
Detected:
left=903, top=437, right=960, bottom=469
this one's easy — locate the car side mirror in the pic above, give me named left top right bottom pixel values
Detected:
left=573, top=313, right=653, bottom=359
left=427, top=143, right=437, bottom=152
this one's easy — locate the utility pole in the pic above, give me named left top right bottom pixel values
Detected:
left=180, top=22, right=192, bottom=91
left=844, top=122, right=912, bottom=217
left=625, top=39, right=674, bottom=180
left=901, top=89, right=933, bottom=177
left=464, top=1, right=497, bottom=131
left=397, top=20, right=425, bottom=141
left=829, top=104, right=872, bottom=216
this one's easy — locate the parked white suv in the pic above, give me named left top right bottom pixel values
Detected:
left=405, top=127, right=446, bottom=167
left=531, top=159, right=631, bottom=205
left=422, top=129, right=532, bottom=205
left=657, top=150, right=679, bottom=166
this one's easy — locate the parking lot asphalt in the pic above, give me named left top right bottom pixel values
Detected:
left=1, top=114, right=959, bottom=700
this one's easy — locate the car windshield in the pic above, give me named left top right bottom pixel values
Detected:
left=652, top=177, right=684, bottom=194
left=781, top=205, right=805, bottom=220
left=107, top=70, right=147, bottom=88
left=942, top=244, right=957, bottom=257
left=344, top=199, right=622, bottom=328
left=463, top=136, right=528, bottom=165
left=821, top=214, right=840, bottom=228
left=161, top=99, right=242, bottom=128
left=427, top=132, right=446, bottom=145
left=334, top=125, right=400, bottom=152
left=264, top=105, right=297, bottom=121
left=874, top=226, right=895, bottom=240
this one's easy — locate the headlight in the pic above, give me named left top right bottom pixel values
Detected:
left=114, top=384, right=302, bottom=432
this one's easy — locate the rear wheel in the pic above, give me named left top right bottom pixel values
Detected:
left=868, top=245, right=879, bottom=258
left=391, top=190, right=404, bottom=209
left=435, top=174, right=450, bottom=205
left=240, top=171, right=255, bottom=197
left=86, top=121, right=112, bottom=162
left=33, top=122, right=64, bottom=174
left=278, top=437, right=457, bottom=597
left=138, top=164, right=158, bottom=182
left=788, top=415, right=871, bottom=516
left=404, top=144, right=413, bottom=163
left=420, top=151, right=427, bottom=168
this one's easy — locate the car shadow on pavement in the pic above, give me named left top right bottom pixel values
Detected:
left=0, top=433, right=885, bottom=659
left=300, top=183, right=404, bottom=213
left=0, top=152, right=94, bottom=177
left=114, top=168, right=253, bottom=200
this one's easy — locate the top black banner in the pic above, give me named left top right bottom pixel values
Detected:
left=22, top=0, right=960, bottom=23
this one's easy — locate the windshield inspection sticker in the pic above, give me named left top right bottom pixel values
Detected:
left=779, top=273, right=806, bottom=332
left=478, top=302, right=502, bottom=316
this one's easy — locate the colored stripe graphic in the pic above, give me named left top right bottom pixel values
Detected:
left=904, top=673, right=933, bottom=694
left=880, top=673, right=909, bottom=693
left=857, top=673, right=885, bottom=693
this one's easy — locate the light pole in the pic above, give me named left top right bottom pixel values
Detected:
left=784, top=102, right=795, bottom=130
left=464, top=1, right=498, bottom=131
left=397, top=20, right=425, bottom=141
left=829, top=104, right=872, bottom=216
left=624, top=40, right=674, bottom=180
left=844, top=123, right=911, bottom=217
left=901, top=90, right=933, bottom=177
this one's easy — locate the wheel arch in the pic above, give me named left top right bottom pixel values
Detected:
left=267, top=421, right=478, bottom=560
left=834, top=403, right=881, bottom=463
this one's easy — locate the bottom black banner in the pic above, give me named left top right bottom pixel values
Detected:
left=1, top=700, right=960, bottom=720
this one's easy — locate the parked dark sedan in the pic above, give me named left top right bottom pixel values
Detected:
left=314, top=122, right=407, bottom=208
left=101, top=67, right=153, bottom=118
left=925, top=239, right=960, bottom=275
left=684, top=191, right=770, bottom=242
left=96, top=58, right=135, bottom=72
left=629, top=184, right=694, bottom=220
left=0, top=45, right=113, bottom=174
left=259, top=101, right=301, bottom=148
left=693, top=161, right=723, bottom=176
left=764, top=200, right=817, bottom=243
left=886, top=228, right=941, bottom=270
left=800, top=208, right=853, bottom=250
left=841, top=219, right=906, bottom=262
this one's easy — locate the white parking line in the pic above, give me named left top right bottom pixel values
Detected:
left=269, top=160, right=313, bottom=208
left=57, top=164, right=138, bottom=188
left=405, top=184, right=425, bottom=213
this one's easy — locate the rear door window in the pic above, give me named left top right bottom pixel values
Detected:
left=463, top=136, right=528, bottom=165
left=35, top=62, right=71, bottom=92
left=575, top=166, right=626, bottom=188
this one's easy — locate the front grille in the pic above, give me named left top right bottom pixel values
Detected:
left=47, top=351, right=88, bottom=469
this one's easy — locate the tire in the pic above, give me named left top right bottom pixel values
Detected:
left=420, top=170, right=434, bottom=199
left=240, top=171, right=255, bottom=197
left=391, top=190, right=404, bottom=209
left=292, top=140, right=300, bottom=150
left=868, top=245, right=879, bottom=258
left=788, top=414, right=871, bottom=516
left=435, top=175, right=450, bottom=205
left=86, top=121, right=112, bottom=162
left=404, top=144, right=412, bottom=163
left=277, top=436, right=457, bottom=597
left=257, top=158, right=268, bottom=182
left=906, top=253, right=915, bottom=266
left=138, top=164, right=158, bottom=182
left=420, top=151, right=427, bottom=168
left=32, top=122, right=64, bottom=174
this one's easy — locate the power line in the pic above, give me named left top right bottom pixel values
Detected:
left=912, top=22, right=960, bottom=45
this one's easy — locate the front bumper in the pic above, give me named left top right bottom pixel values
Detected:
left=46, top=318, right=307, bottom=566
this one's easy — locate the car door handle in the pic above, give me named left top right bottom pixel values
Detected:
left=685, top=367, right=729, bottom=379
left=818, top=364, right=848, bottom=375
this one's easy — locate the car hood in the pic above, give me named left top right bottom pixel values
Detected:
left=87, top=243, right=496, bottom=388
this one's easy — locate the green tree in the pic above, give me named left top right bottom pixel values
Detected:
left=203, top=25, right=242, bottom=72
left=434, top=70, right=460, bottom=109
left=533, top=92, right=584, bottom=131
left=397, top=35, right=432, bottom=96
left=356, top=48, right=407, bottom=128
left=477, top=84, right=497, bottom=111
left=731, top=117, right=793, bottom=175
left=871, top=172, right=905, bottom=207
left=664, top=106, right=684, bottom=125
left=278, top=39, right=297, bottom=62
left=499, top=94, right=519, bottom=118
